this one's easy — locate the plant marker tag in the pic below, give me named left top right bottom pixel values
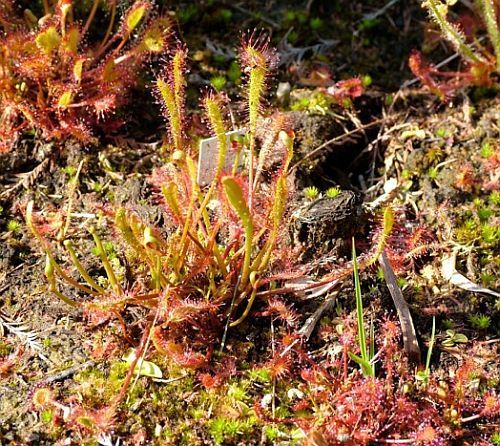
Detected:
left=122, top=350, right=163, bottom=378
left=197, top=129, right=245, bottom=186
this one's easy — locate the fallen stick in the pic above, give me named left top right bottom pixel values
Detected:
left=379, top=250, right=421, bottom=364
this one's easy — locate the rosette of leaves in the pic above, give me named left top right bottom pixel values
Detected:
left=410, top=0, right=499, bottom=98
left=0, top=0, right=171, bottom=151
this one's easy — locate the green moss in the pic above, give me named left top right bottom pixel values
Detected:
left=303, top=186, right=319, bottom=200
left=264, top=425, right=280, bottom=441
left=477, top=207, right=492, bottom=221
left=454, top=218, right=481, bottom=245
left=179, top=422, right=200, bottom=445
left=481, top=224, right=499, bottom=245
left=210, top=75, right=226, bottom=91
left=212, top=54, right=226, bottom=65
left=188, top=407, right=207, bottom=421
left=309, top=17, right=323, bottom=31
left=40, top=408, right=53, bottom=423
left=435, top=127, right=447, bottom=138
left=217, top=8, right=232, bottom=22
left=90, top=240, right=118, bottom=260
left=6, top=219, right=21, bottom=233
left=427, top=166, right=439, bottom=180
left=247, top=367, right=272, bottom=384
left=290, top=92, right=331, bottom=114
left=486, top=376, right=500, bottom=390
left=176, top=4, right=198, bottom=24
left=441, top=319, right=454, bottom=330
left=227, top=61, right=241, bottom=83
left=283, top=10, right=296, bottom=24
left=359, top=17, right=380, bottom=31
left=74, top=361, right=128, bottom=406
left=160, top=426, right=175, bottom=441
left=325, top=186, right=342, bottom=198
left=208, top=416, right=257, bottom=445
left=492, top=432, right=500, bottom=445
left=480, top=142, right=493, bottom=158
left=361, top=74, right=372, bottom=87
left=488, top=191, right=500, bottom=206
left=342, top=97, right=353, bottom=108
left=227, top=380, right=250, bottom=402
left=274, top=405, right=293, bottom=419
left=62, top=165, right=77, bottom=176
left=91, top=181, right=105, bottom=193
left=376, top=266, right=385, bottom=280
left=0, top=341, right=13, bottom=357
left=287, top=30, right=299, bottom=44
left=468, top=313, right=491, bottom=330
left=481, top=272, right=495, bottom=286
left=397, top=277, right=408, bottom=288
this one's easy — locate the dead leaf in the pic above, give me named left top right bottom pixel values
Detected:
left=441, top=251, right=500, bottom=298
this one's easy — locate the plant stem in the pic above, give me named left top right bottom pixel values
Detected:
left=426, top=0, right=484, bottom=64
left=82, top=0, right=99, bottom=37
left=89, top=226, right=122, bottom=296
left=63, top=240, right=106, bottom=294
left=477, top=0, right=500, bottom=72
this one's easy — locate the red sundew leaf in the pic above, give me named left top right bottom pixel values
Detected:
left=92, top=95, right=117, bottom=120
left=335, top=78, right=364, bottom=98
left=408, top=51, right=449, bottom=99
left=199, top=372, right=224, bottom=389
left=0, top=346, right=24, bottom=376
left=71, top=406, right=117, bottom=434
left=481, top=393, right=500, bottom=417
left=265, top=353, right=292, bottom=380
left=262, top=298, right=299, bottom=326
left=292, top=399, right=311, bottom=412
left=300, top=368, right=324, bottom=384
left=239, top=30, right=279, bottom=71
left=415, top=425, right=439, bottom=443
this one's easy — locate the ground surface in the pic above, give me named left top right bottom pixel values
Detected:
left=0, top=1, right=498, bottom=445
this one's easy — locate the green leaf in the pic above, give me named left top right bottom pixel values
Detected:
left=35, top=27, right=61, bottom=55
left=222, top=176, right=254, bottom=288
left=453, top=333, right=468, bottom=343
left=352, top=240, right=367, bottom=361
left=126, top=3, right=147, bottom=34
left=58, top=91, right=73, bottom=108
left=425, top=316, right=436, bottom=371
left=73, top=59, right=84, bottom=82
left=348, top=352, right=374, bottom=377
left=415, top=369, right=430, bottom=382
left=138, top=17, right=170, bottom=53
left=63, top=27, right=79, bottom=54
left=122, top=350, right=163, bottom=378
left=222, top=178, right=252, bottom=231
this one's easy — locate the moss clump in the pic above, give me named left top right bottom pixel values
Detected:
left=73, top=361, right=128, bottom=406
left=0, top=341, right=13, bottom=357
left=208, top=416, right=257, bottom=445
